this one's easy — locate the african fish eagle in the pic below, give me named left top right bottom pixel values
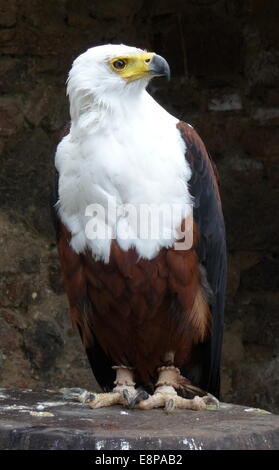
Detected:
left=53, top=44, right=226, bottom=411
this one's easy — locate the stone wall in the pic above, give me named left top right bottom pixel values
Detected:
left=0, top=0, right=278, bottom=412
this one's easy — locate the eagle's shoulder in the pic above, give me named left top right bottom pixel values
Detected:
left=176, top=121, right=221, bottom=199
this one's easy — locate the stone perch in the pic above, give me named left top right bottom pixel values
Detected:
left=0, top=389, right=279, bottom=450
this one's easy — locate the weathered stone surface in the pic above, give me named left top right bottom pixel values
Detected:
left=24, top=86, right=55, bottom=127
left=0, top=128, right=55, bottom=235
left=90, top=0, right=144, bottom=20
left=239, top=125, right=279, bottom=157
left=240, top=257, right=279, bottom=292
left=182, top=12, right=243, bottom=81
left=0, top=214, right=94, bottom=392
left=23, top=320, right=64, bottom=371
left=0, top=389, right=278, bottom=450
left=0, top=273, right=28, bottom=308
left=48, top=256, right=65, bottom=295
left=0, top=98, right=24, bottom=137
left=0, top=317, right=22, bottom=351
left=244, top=18, right=279, bottom=87
left=208, top=92, right=242, bottom=112
left=0, top=0, right=16, bottom=27
left=0, top=58, right=23, bottom=94
left=0, top=0, right=278, bottom=416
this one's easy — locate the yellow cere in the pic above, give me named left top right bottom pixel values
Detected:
left=109, top=52, right=155, bottom=82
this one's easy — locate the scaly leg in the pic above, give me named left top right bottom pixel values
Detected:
left=89, top=365, right=137, bottom=409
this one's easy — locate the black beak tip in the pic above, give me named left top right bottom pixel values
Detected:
left=150, top=54, right=171, bottom=81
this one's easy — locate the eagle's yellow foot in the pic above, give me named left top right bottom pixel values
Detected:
left=135, top=365, right=219, bottom=412
left=136, top=385, right=219, bottom=412
left=136, top=385, right=206, bottom=412
left=88, top=365, right=139, bottom=409
left=61, top=365, right=141, bottom=409
left=88, top=388, right=149, bottom=409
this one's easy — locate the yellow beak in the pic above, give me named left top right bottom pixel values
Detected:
left=110, top=52, right=170, bottom=82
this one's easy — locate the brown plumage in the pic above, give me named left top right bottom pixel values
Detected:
left=57, top=217, right=211, bottom=389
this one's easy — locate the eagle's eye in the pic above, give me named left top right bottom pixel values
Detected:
left=112, top=59, right=126, bottom=70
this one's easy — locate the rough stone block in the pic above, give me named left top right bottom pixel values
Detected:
left=24, top=86, right=54, bottom=127
left=90, top=0, right=143, bottom=20
left=0, top=273, right=28, bottom=308
left=0, top=98, right=24, bottom=137
left=0, top=389, right=278, bottom=450
left=240, top=126, right=279, bottom=158
left=240, top=257, right=279, bottom=292
left=23, top=320, right=64, bottom=371
left=208, top=93, right=242, bottom=112
left=0, top=0, right=16, bottom=27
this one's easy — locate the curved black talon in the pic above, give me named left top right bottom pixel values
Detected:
left=128, top=390, right=149, bottom=409
left=123, top=389, right=130, bottom=404
left=69, top=387, right=86, bottom=394
left=204, top=393, right=220, bottom=409
left=165, top=399, right=175, bottom=413
left=61, top=387, right=97, bottom=405
left=61, top=387, right=86, bottom=400
left=84, top=393, right=96, bottom=403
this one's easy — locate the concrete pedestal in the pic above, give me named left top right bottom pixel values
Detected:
left=0, top=389, right=278, bottom=450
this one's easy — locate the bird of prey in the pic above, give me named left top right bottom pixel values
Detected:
left=53, top=44, right=226, bottom=411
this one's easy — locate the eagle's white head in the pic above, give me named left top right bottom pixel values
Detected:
left=67, top=44, right=170, bottom=124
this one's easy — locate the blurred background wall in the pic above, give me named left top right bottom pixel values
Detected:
left=0, top=0, right=278, bottom=412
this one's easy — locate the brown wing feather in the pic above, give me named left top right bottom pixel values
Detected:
left=57, top=221, right=92, bottom=346
left=177, top=121, right=227, bottom=397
